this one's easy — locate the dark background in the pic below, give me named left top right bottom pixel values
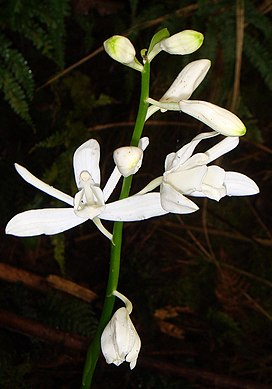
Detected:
left=0, top=1, right=272, bottom=388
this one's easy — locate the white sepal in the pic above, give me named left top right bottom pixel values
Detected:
left=224, top=172, right=259, bottom=196
left=160, top=183, right=199, bottom=214
left=5, top=208, right=87, bottom=237
left=100, top=193, right=168, bottom=221
left=103, top=166, right=122, bottom=202
left=179, top=100, right=246, bottom=137
left=15, top=164, right=74, bottom=206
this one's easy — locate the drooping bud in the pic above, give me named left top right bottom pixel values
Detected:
left=101, top=291, right=141, bottom=369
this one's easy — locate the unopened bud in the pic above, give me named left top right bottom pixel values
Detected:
left=104, top=35, right=143, bottom=71
left=160, top=30, right=204, bottom=55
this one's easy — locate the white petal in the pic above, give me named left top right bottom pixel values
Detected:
left=100, top=193, right=168, bottom=221
left=201, top=166, right=227, bottom=200
left=189, top=166, right=227, bottom=200
left=205, top=136, right=239, bottom=164
left=145, top=105, right=160, bottom=120
left=164, top=152, right=176, bottom=171
left=180, top=153, right=208, bottom=170
left=165, top=165, right=207, bottom=194
left=126, top=330, right=141, bottom=369
left=73, top=139, right=100, bottom=188
left=204, top=166, right=226, bottom=187
left=179, top=100, right=246, bottom=136
left=103, top=166, right=122, bottom=202
left=15, top=164, right=73, bottom=206
left=114, top=309, right=132, bottom=357
left=6, top=208, right=87, bottom=237
left=160, top=183, right=199, bottom=213
left=166, top=131, right=218, bottom=170
left=101, top=317, right=120, bottom=365
left=138, top=137, right=149, bottom=151
left=136, top=176, right=163, bottom=195
left=224, top=172, right=259, bottom=196
left=93, top=217, right=113, bottom=241
left=161, top=59, right=211, bottom=102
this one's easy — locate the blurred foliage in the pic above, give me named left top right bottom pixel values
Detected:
left=0, top=0, right=70, bottom=122
left=1, top=0, right=272, bottom=388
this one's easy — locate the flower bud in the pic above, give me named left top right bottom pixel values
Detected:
left=161, top=59, right=211, bottom=102
left=113, top=146, right=143, bottom=177
left=160, top=30, right=204, bottom=55
left=101, top=300, right=141, bottom=369
left=113, top=137, right=149, bottom=178
left=104, top=35, right=143, bottom=71
left=179, top=100, right=246, bottom=136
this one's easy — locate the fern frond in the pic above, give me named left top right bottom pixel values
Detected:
left=42, top=293, right=98, bottom=337
left=245, top=1, right=272, bottom=41
left=0, top=68, right=31, bottom=123
left=3, top=0, right=70, bottom=68
left=244, top=33, right=272, bottom=91
left=0, top=33, right=34, bottom=97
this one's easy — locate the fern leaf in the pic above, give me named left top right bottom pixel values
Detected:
left=244, top=33, right=272, bottom=91
left=0, top=68, right=31, bottom=122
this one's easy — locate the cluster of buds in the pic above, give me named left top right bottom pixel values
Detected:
left=104, top=29, right=204, bottom=70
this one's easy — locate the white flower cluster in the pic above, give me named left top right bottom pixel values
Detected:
left=5, top=29, right=260, bottom=370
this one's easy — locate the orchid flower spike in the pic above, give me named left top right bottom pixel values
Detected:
left=138, top=132, right=259, bottom=214
left=6, top=138, right=168, bottom=241
left=104, top=35, right=143, bottom=72
left=147, top=30, right=204, bottom=62
left=146, top=59, right=246, bottom=137
left=101, top=290, right=141, bottom=369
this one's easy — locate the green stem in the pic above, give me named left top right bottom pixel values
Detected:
left=80, top=61, right=150, bottom=388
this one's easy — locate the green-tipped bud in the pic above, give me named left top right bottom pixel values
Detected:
left=179, top=100, right=247, bottom=137
left=104, top=35, right=143, bottom=71
left=160, top=30, right=204, bottom=55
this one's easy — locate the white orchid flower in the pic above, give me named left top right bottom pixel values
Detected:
left=138, top=132, right=259, bottom=213
left=6, top=138, right=168, bottom=241
left=101, top=291, right=141, bottom=370
left=146, top=59, right=246, bottom=137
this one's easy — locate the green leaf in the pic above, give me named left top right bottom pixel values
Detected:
left=147, top=28, right=170, bottom=55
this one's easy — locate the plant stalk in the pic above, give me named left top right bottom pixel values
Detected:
left=80, top=60, right=150, bottom=388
